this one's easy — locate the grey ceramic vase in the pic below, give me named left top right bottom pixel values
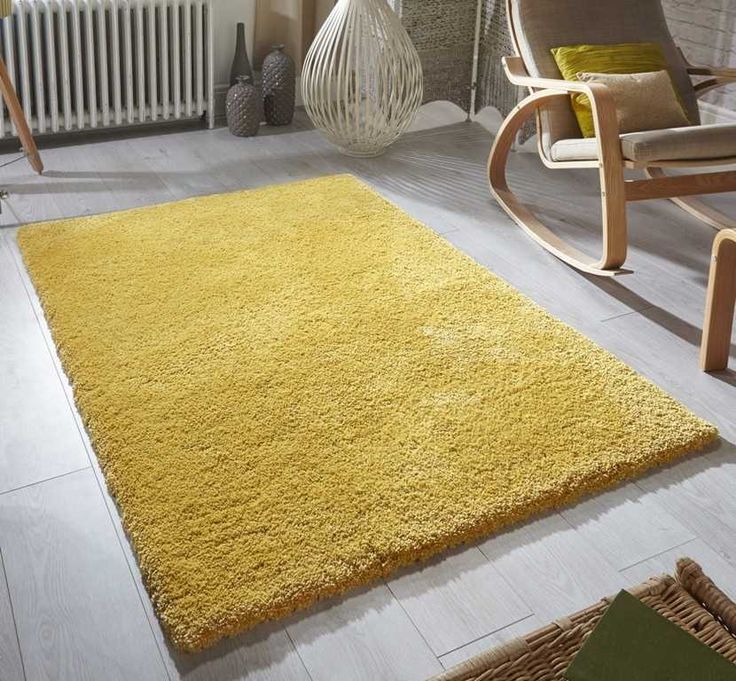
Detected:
left=226, top=75, right=262, bottom=137
left=262, top=44, right=295, bottom=126
left=229, top=22, right=252, bottom=86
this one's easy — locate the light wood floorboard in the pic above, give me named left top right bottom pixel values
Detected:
left=477, top=513, right=627, bottom=623
left=438, top=614, right=541, bottom=670
left=285, top=585, right=443, bottom=681
left=386, top=547, right=531, bottom=656
left=0, top=548, right=25, bottom=681
left=0, top=469, right=167, bottom=681
left=0, top=238, right=89, bottom=494
left=560, top=483, right=695, bottom=571
left=0, top=103, right=735, bottom=679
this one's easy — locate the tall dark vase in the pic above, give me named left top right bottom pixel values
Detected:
left=262, top=44, right=295, bottom=126
left=229, top=22, right=252, bottom=86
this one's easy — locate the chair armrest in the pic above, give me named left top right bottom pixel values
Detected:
left=502, top=56, right=621, bottom=157
left=689, top=67, right=736, bottom=98
left=504, top=56, right=601, bottom=94
left=686, top=64, right=736, bottom=80
left=677, top=49, right=736, bottom=97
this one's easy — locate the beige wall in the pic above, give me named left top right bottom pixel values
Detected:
left=254, top=0, right=335, bottom=69
left=214, top=0, right=256, bottom=88
left=213, top=0, right=334, bottom=109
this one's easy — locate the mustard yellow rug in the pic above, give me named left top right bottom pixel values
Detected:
left=18, top=175, right=717, bottom=653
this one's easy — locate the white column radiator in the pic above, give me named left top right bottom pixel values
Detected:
left=0, top=0, right=214, bottom=139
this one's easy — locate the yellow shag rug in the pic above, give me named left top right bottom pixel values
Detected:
left=18, top=175, right=717, bottom=652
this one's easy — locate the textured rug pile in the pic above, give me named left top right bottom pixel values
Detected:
left=18, top=175, right=717, bottom=652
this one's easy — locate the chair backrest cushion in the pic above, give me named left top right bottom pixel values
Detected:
left=508, top=0, right=699, bottom=156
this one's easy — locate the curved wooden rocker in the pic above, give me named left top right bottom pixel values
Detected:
left=489, top=0, right=736, bottom=276
left=488, top=66, right=627, bottom=276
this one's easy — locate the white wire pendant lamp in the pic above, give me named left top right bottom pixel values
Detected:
left=302, top=0, right=423, bottom=157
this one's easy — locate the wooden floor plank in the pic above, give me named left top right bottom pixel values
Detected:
left=560, top=483, right=695, bottom=570
left=0, top=549, right=25, bottom=681
left=386, top=547, right=531, bottom=655
left=79, top=138, right=177, bottom=211
left=0, top=236, right=89, bottom=494
left=438, top=614, right=541, bottom=671
left=163, top=624, right=312, bottom=681
left=635, top=441, right=736, bottom=569
left=599, top=310, right=735, bottom=439
left=286, top=585, right=443, bottom=681
left=0, top=162, right=64, bottom=227
left=478, top=514, right=626, bottom=623
left=0, top=469, right=168, bottom=681
left=125, top=130, right=229, bottom=200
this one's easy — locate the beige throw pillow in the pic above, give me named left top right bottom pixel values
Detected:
left=576, top=70, right=690, bottom=134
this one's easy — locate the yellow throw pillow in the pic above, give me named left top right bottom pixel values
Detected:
left=551, top=42, right=687, bottom=137
left=577, top=70, right=690, bottom=134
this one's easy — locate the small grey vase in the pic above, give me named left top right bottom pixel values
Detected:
left=229, top=22, right=252, bottom=86
left=226, top=75, right=262, bottom=137
left=262, top=44, right=295, bottom=126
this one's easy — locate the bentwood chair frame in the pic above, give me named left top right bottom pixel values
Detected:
left=488, top=0, right=736, bottom=276
left=701, top=229, right=736, bottom=372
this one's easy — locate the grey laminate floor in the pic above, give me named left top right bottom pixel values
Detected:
left=1, top=103, right=735, bottom=681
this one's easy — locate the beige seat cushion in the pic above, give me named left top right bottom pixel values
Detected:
left=550, top=123, right=736, bottom=163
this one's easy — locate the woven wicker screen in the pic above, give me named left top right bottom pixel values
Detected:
left=475, top=0, right=521, bottom=118
left=393, top=0, right=522, bottom=121
left=393, top=0, right=478, bottom=113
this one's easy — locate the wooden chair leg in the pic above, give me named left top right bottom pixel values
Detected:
left=701, top=229, right=736, bottom=371
left=488, top=91, right=628, bottom=276
left=0, top=56, right=43, bottom=175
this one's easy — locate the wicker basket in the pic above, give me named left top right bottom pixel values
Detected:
left=432, top=558, right=736, bottom=681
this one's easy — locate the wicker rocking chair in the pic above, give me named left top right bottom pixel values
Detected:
left=488, top=0, right=736, bottom=276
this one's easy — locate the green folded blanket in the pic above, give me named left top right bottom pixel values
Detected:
left=565, top=590, right=736, bottom=681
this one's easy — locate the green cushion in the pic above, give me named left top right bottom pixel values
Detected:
left=565, top=590, right=736, bottom=681
left=551, top=42, right=687, bottom=138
